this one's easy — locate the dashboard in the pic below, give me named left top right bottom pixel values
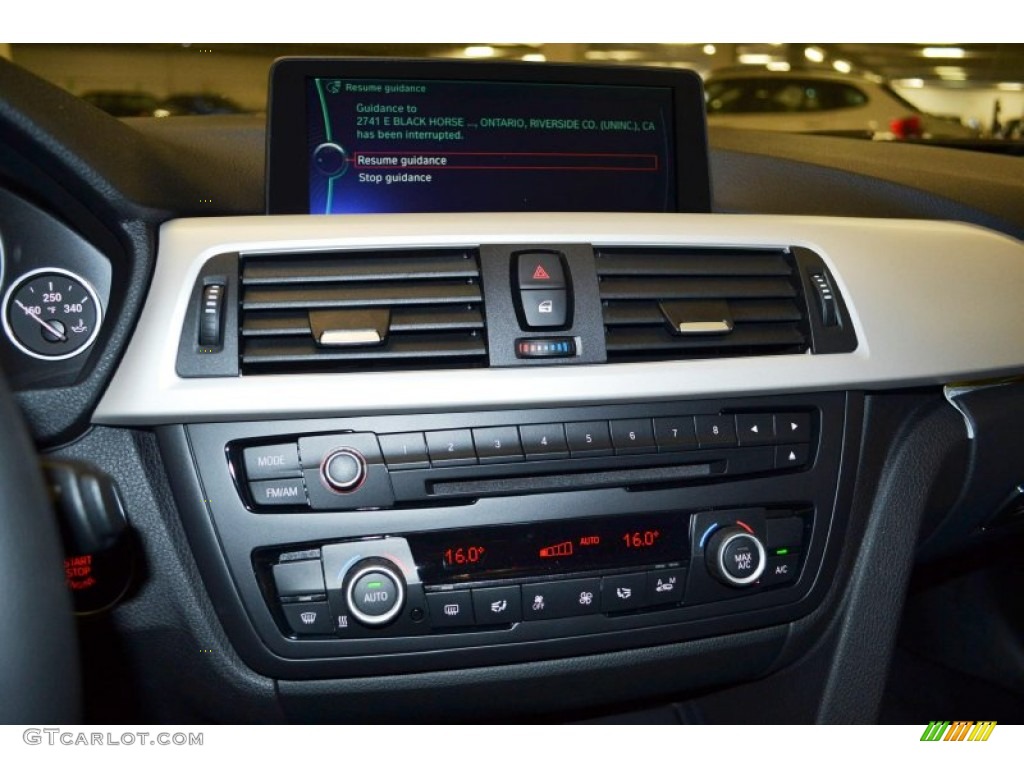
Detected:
left=1, top=55, right=1024, bottom=725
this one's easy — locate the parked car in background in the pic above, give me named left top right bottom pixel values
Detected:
left=79, top=89, right=160, bottom=117
left=704, top=68, right=977, bottom=139
left=153, top=92, right=247, bottom=117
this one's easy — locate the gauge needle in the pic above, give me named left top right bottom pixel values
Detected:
left=15, top=300, right=68, bottom=342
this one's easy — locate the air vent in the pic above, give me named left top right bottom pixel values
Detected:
left=239, top=249, right=487, bottom=373
left=596, top=247, right=809, bottom=362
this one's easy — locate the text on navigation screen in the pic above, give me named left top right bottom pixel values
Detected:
left=307, top=78, right=678, bottom=214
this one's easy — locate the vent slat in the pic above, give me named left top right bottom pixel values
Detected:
left=596, top=247, right=809, bottom=362
left=241, top=307, right=484, bottom=337
left=242, top=333, right=487, bottom=365
left=243, top=281, right=482, bottom=311
left=605, top=325, right=806, bottom=353
left=239, top=249, right=487, bottom=373
left=604, top=299, right=803, bottom=326
left=595, top=251, right=792, bottom=277
left=598, top=277, right=796, bottom=301
left=243, top=253, right=478, bottom=284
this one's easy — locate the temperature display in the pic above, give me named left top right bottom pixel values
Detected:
left=623, top=530, right=662, bottom=548
left=411, top=513, right=687, bottom=583
left=2, top=268, right=102, bottom=360
left=443, top=546, right=486, bottom=568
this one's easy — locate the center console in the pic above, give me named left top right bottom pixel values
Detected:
left=169, top=390, right=857, bottom=677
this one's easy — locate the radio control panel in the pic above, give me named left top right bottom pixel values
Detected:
left=232, top=409, right=816, bottom=513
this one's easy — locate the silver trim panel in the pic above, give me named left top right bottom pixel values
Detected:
left=94, top=212, right=1024, bottom=425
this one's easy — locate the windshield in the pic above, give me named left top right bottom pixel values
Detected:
left=4, top=43, right=1023, bottom=149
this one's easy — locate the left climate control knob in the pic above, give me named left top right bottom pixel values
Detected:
left=344, top=559, right=406, bottom=626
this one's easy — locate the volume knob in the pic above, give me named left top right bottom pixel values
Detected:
left=320, top=448, right=367, bottom=493
left=705, top=525, right=766, bottom=587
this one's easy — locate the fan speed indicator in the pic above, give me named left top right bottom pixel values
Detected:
left=3, top=268, right=102, bottom=360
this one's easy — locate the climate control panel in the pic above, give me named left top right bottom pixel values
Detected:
left=259, top=508, right=808, bottom=640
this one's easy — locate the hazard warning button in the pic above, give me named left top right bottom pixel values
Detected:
left=516, top=252, right=567, bottom=289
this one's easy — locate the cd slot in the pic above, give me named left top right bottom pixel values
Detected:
left=428, top=461, right=721, bottom=497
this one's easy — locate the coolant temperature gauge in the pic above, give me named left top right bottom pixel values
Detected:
left=3, top=268, right=102, bottom=360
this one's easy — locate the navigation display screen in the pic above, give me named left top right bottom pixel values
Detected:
left=267, top=59, right=711, bottom=215
left=307, top=78, right=676, bottom=214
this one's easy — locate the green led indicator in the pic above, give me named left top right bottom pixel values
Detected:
left=775, top=548, right=789, bottom=556
left=367, top=581, right=383, bottom=589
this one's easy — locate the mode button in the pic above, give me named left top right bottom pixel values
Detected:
left=243, top=444, right=300, bottom=480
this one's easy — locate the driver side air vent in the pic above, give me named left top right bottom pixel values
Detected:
left=239, top=248, right=487, bottom=373
left=596, top=247, right=810, bottom=362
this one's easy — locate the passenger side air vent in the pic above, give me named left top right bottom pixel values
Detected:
left=596, top=247, right=810, bottom=362
left=239, top=249, right=487, bottom=373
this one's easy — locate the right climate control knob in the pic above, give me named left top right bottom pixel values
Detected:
left=705, top=525, right=766, bottom=587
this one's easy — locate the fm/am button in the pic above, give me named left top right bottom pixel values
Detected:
left=249, top=478, right=308, bottom=508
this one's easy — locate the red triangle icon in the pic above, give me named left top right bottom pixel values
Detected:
left=532, top=264, right=551, bottom=280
